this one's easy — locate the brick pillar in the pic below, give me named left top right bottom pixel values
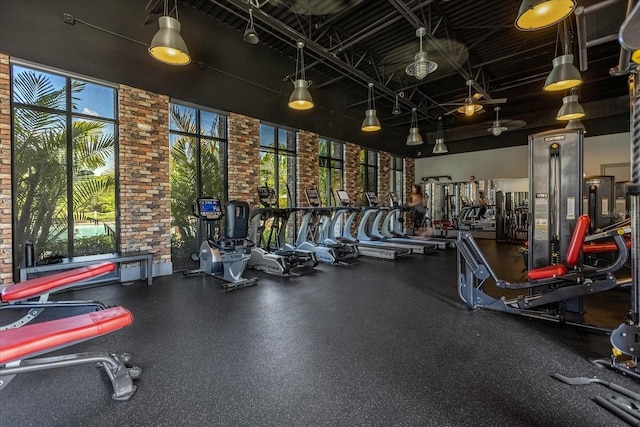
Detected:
left=119, top=85, right=171, bottom=277
left=344, top=142, right=361, bottom=204
left=405, top=157, right=416, bottom=192
left=378, top=151, right=391, bottom=204
left=228, top=113, right=260, bottom=207
left=297, top=130, right=319, bottom=207
left=0, top=54, right=11, bottom=283
left=404, top=157, right=416, bottom=230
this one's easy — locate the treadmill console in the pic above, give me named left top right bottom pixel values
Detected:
left=197, top=197, right=223, bottom=220
left=257, top=186, right=277, bottom=207
left=336, top=190, right=351, bottom=206
left=389, top=192, right=399, bottom=207
left=366, top=192, right=379, bottom=206
left=305, top=188, right=321, bottom=207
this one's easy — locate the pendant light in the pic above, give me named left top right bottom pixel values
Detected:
left=406, top=108, right=423, bottom=145
left=149, top=0, right=191, bottom=66
left=432, top=117, right=448, bottom=154
left=288, top=40, right=314, bottom=110
left=457, top=80, right=483, bottom=117
left=405, top=27, right=438, bottom=80
left=543, top=22, right=582, bottom=91
left=565, top=119, right=586, bottom=133
left=487, top=107, right=508, bottom=137
left=244, top=9, right=259, bottom=44
left=556, top=91, right=585, bottom=121
left=515, top=0, right=576, bottom=31
left=392, top=92, right=403, bottom=115
left=362, top=83, right=381, bottom=132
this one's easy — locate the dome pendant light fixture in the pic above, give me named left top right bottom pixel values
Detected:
left=432, top=117, right=448, bottom=154
left=487, top=107, right=508, bottom=137
left=406, top=108, right=423, bottom=145
left=149, top=0, right=191, bottom=66
left=515, top=0, right=576, bottom=31
left=457, top=80, right=484, bottom=117
left=288, top=40, right=314, bottom=110
left=565, top=118, right=586, bottom=133
left=405, top=27, right=438, bottom=80
left=543, top=22, right=582, bottom=91
left=556, top=91, right=585, bottom=121
left=362, top=83, right=381, bottom=132
left=244, top=9, right=259, bottom=44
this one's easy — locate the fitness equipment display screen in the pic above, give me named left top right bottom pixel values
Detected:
left=336, top=190, right=350, bottom=203
left=198, top=198, right=222, bottom=219
left=366, top=192, right=378, bottom=204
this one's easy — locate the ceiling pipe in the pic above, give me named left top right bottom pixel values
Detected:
left=575, top=0, right=627, bottom=71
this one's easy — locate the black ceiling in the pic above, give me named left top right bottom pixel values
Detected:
left=167, top=0, right=631, bottom=149
left=0, top=0, right=632, bottom=158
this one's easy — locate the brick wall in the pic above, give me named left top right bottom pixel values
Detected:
left=378, top=151, right=391, bottom=203
left=118, top=85, right=171, bottom=271
left=228, top=113, right=260, bottom=207
left=405, top=157, right=416, bottom=192
left=344, top=142, right=361, bottom=204
left=297, top=130, right=319, bottom=207
left=0, top=54, right=11, bottom=283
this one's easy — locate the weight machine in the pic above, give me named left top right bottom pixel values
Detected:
left=185, top=197, right=257, bottom=292
left=457, top=129, right=629, bottom=325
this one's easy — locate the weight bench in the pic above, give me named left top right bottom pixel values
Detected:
left=0, top=306, right=140, bottom=400
left=1, top=261, right=116, bottom=329
left=457, top=214, right=628, bottom=316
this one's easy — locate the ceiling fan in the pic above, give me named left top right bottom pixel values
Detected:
left=443, top=79, right=507, bottom=117
left=486, top=107, right=526, bottom=136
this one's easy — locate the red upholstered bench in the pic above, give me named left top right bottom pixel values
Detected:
left=0, top=306, right=140, bottom=400
left=1, top=261, right=116, bottom=303
left=527, top=215, right=590, bottom=281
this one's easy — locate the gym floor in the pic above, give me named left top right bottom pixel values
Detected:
left=2, top=240, right=636, bottom=426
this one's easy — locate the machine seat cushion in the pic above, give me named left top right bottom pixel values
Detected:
left=565, top=215, right=591, bottom=266
left=582, top=240, right=632, bottom=253
left=527, top=264, right=568, bottom=281
left=0, top=306, right=132, bottom=365
left=1, top=262, right=116, bottom=303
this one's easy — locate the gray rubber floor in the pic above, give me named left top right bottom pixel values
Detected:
left=1, top=241, right=637, bottom=426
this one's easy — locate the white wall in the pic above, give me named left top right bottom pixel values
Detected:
left=415, top=132, right=631, bottom=185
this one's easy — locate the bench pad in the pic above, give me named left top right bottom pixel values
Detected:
left=1, top=262, right=116, bottom=303
left=0, top=306, right=132, bottom=365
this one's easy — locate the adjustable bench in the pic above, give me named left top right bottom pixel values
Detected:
left=0, top=306, right=140, bottom=400
left=1, top=261, right=116, bottom=329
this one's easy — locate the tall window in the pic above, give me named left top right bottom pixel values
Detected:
left=390, top=155, right=405, bottom=203
left=318, top=138, right=344, bottom=206
left=259, top=124, right=297, bottom=243
left=12, top=63, right=118, bottom=269
left=259, top=124, right=297, bottom=208
left=360, top=149, right=378, bottom=206
left=169, top=101, right=228, bottom=270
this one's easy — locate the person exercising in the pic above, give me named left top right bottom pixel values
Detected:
left=477, top=191, right=488, bottom=219
left=408, top=184, right=427, bottom=234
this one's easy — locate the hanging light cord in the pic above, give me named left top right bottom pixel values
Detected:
left=368, top=84, right=375, bottom=110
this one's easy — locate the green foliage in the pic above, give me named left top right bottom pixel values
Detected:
left=42, top=235, right=115, bottom=258
left=13, top=68, right=116, bottom=257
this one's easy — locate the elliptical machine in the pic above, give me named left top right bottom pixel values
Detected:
left=185, top=197, right=257, bottom=292
left=247, top=186, right=318, bottom=276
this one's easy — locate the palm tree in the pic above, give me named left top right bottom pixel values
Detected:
left=13, top=69, right=116, bottom=258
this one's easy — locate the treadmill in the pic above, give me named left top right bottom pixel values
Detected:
left=333, top=190, right=411, bottom=260
left=359, top=192, right=437, bottom=255
left=384, top=192, right=456, bottom=250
